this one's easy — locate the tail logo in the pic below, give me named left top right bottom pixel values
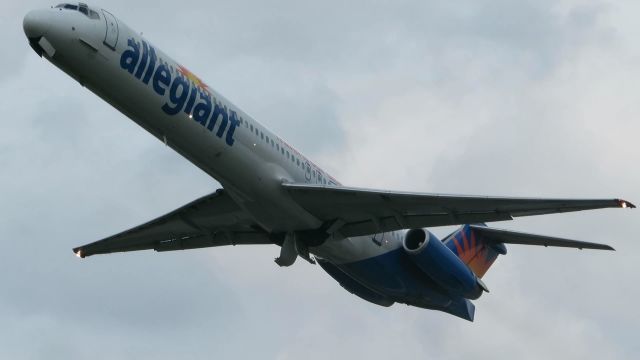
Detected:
left=448, top=227, right=499, bottom=278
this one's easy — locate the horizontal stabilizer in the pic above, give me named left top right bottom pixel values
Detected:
left=469, top=225, right=614, bottom=251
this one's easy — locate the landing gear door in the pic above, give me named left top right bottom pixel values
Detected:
left=102, top=10, right=118, bottom=50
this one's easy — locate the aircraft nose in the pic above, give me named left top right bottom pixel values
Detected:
left=23, top=9, right=51, bottom=39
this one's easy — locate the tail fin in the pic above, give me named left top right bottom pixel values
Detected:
left=443, top=224, right=507, bottom=278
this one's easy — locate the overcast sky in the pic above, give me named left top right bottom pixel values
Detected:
left=1, top=0, right=639, bottom=359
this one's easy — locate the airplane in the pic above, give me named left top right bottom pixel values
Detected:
left=23, top=3, right=634, bottom=321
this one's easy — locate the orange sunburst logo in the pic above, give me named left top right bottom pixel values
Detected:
left=177, top=65, right=210, bottom=94
left=451, top=230, right=498, bottom=278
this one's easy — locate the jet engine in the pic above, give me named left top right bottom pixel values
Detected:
left=403, top=228, right=485, bottom=299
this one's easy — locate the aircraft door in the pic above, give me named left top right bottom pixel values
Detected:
left=102, top=10, right=118, bottom=50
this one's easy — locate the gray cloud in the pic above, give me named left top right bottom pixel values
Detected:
left=1, top=0, right=638, bottom=359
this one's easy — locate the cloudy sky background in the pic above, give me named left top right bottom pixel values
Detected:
left=1, top=0, right=638, bottom=358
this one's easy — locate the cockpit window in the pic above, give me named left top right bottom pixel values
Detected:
left=55, top=3, right=101, bottom=19
left=78, top=3, right=88, bottom=16
left=56, top=4, right=78, bottom=10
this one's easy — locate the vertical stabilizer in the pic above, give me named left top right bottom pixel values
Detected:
left=443, top=224, right=507, bottom=278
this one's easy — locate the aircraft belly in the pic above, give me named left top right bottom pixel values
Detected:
left=312, top=234, right=403, bottom=264
left=322, top=246, right=453, bottom=306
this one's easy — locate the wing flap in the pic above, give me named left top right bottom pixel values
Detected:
left=339, top=212, right=514, bottom=237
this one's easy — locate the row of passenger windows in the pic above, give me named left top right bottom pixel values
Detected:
left=240, top=118, right=330, bottom=184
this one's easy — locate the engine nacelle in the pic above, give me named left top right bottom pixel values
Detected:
left=403, top=228, right=483, bottom=299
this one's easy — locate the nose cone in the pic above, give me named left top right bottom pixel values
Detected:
left=23, top=10, right=51, bottom=38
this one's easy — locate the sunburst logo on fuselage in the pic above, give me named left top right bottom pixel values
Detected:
left=177, top=65, right=211, bottom=95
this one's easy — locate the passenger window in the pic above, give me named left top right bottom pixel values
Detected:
left=255, top=128, right=258, bottom=136
left=276, top=143, right=279, bottom=151
left=250, top=124, right=253, bottom=131
left=281, top=148, right=284, bottom=155
left=265, top=135, right=269, bottom=143
left=286, top=151, right=290, bottom=159
left=271, top=139, right=274, bottom=147
left=296, top=159, right=300, bottom=166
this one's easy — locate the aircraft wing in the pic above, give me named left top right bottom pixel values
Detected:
left=282, top=184, right=634, bottom=237
left=73, top=189, right=271, bottom=258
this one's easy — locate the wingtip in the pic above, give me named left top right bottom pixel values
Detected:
left=72, top=247, right=85, bottom=258
left=617, top=199, right=636, bottom=209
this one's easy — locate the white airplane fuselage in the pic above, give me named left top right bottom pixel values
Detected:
left=32, top=8, right=324, bottom=232
left=24, top=6, right=403, bottom=269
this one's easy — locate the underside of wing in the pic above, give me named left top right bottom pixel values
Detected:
left=73, top=189, right=272, bottom=258
left=283, top=184, right=634, bottom=238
